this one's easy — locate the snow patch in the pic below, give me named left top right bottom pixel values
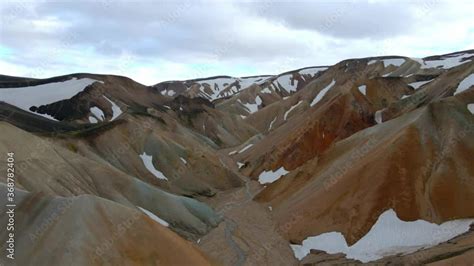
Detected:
left=310, top=79, right=335, bottom=107
left=238, top=144, right=253, bottom=154
left=374, top=110, right=383, bottom=124
left=239, top=76, right=268, bottom=89
left=90, top=106, right=105, bottom=121
left=242, top=96, right=262, bottom=114
left=103, top=96, right=122, bottom=120
left=417, top=53, right=472, bottom=69
left=88, top=116, right=98, bottom=123
left=258, top=166, right=289, bottom=184
left=137, top=206, right=169, bottom=227
left=196, top=77, right=237, bottom=100
left=237, top=162, right=245, bottom=169
left=408, top=79, right=433, bottom=90
left=276, top=74, right=298, bottom=93
left=298, top=67, right=327, bottom=76
left=261, top=87, right=272, bottom=94
left=290, top=209, right=474, bottom=263
left=284, top=100, right=303, bottom=120
left=0, top=77, right=101, bottom=120
left=160, top=90, right=175, bottom=96
left=368, top=59, right=405, bottom=67
left=180, top=157, right=187, bottom=165
left=139, top=152, right=168, bottom=180
left=455, top=74, right=474, bottom=95
left=358, top=85, right=367, bottom=96
left=165, top=90, right=176, bottom=96
left=468, top=104, right=474, bottom=114
left=268, top=116, right=277, bottom=131
left=382, top=58, right=405, bottom=67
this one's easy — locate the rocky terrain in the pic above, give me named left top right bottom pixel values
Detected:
left=1, top=49, right=474, bottom=265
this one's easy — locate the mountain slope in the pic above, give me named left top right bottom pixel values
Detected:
left=234, top=51, right=473, bottom=184
left=1, top=49, right=473, bottom=265
left=256, top=92, right=474, bottom=245
left=0, top=184, right=213, bottom=266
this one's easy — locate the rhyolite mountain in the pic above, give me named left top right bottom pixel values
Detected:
left=1, top=49, right=474, bottom=265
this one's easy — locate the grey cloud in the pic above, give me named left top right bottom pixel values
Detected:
left=0, top=0, right=472, bottom=83
left=1, top=0, right=316, bottom=61
left=242, top=1, right=415, bottom=39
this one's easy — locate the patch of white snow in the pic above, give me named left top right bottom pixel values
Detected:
left=243, top=96, right=262, bottom=114
left=90, top=106, right=105, bottom=121
left=374, top=110, right=383, bottom=124
left=238, top=144, right=253, bottom=154
left=408, top=79, right=433, bottom=90
left=0, top=77, right=102, bottom=119
left=276, top=74, right=298, bottom=92
left=137, top=206, right=169, bottom=227
left=358, top=85, right=367, bottom=96
left=284, top=100, right=303, bottom=120
left=258, top=166, right=289, bottom=184
left=310, top=79, right=336, bottom=107
left=467, top=104, right=474, bottom=114
left=382, top=58, right=405, bottom=67
left=298, top=67, right=328, bottom=76
left=103, top=96, right=122, bottom=120
left=368, top=59, right=405, bottom=68
left=268, top=117, right=277, bottom=131
left=139, top=152, right=168, bottom=180
left=455, top=74, right=474, bottom=95
left=368, top=60, right=377, bottom=65
left=290, top=209, right=474, bottom=263
left=420, top=53, right=472, bottom=69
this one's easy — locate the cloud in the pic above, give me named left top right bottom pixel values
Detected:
left=0, top=0, right=472, bottom=85
left=241, top=1, right=415, bottom=39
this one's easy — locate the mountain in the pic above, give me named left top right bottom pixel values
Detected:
left=1, top=49, right=474, bottom=265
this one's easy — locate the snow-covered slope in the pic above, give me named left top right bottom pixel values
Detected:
left=153, top=66, right=328, bottom=102
left=414, top=51, right=473, bottom=69
left=0, top=77, right=101, bottom=120
left=291, top=209, right=474, bottom=262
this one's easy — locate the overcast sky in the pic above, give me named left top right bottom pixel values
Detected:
left=0, top=0, right=473, bottom=85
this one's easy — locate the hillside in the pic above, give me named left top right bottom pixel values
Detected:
left=1, top=49, right=474, bottom=265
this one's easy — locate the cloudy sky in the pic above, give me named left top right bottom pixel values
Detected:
left=0, top=0, right=473, bottom=85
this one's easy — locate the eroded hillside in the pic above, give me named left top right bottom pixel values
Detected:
left=1, top=50, right=474, bottom=265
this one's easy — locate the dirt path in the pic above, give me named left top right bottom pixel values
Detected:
left=223, top=217, right=246, bottom=266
